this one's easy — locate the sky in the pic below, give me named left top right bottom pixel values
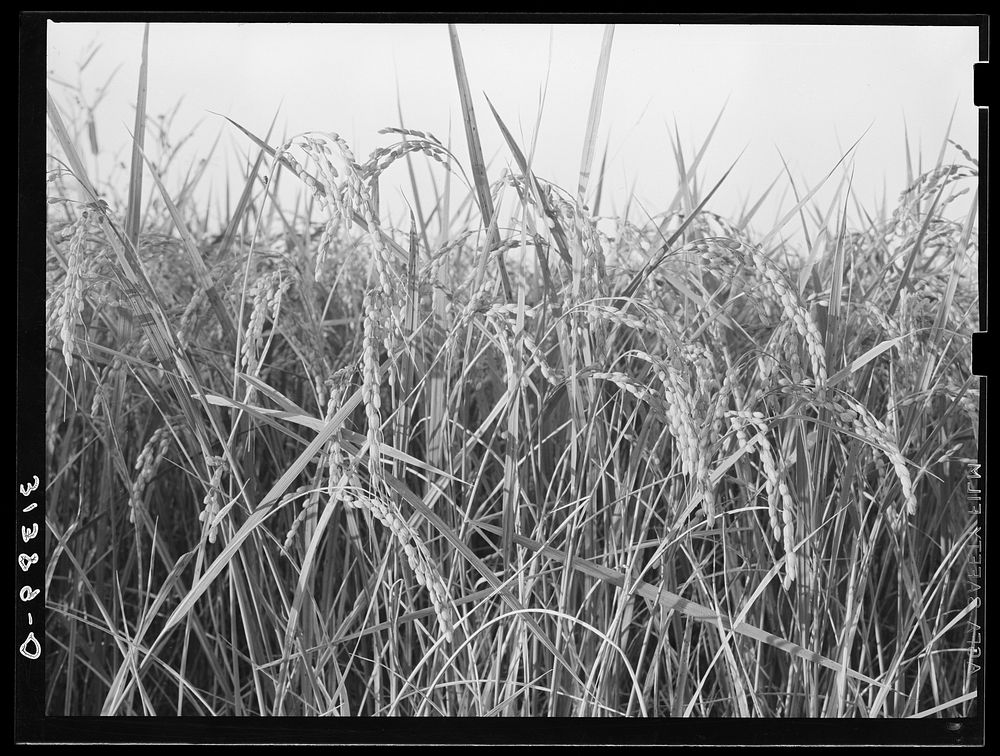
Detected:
left=46, top=21, right=981, bottom=237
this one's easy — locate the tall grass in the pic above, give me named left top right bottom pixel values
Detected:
left=43, top=27, right=980, bottom=717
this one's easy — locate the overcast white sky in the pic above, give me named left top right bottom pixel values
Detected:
left=47, top=22, right=980, bottom=236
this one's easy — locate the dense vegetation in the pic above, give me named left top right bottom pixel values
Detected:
left=44, top=27, right=980, bottom=717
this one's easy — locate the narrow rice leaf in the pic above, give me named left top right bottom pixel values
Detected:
left=759, top=128, right=869, bottom=250
left=447, top=24, right=493, bottom=225
left=592, top=137, right=610, bottom=217
left=736, top=170, right=781, bottom=232
left=827, top=336, right=905, bottom=388
left=903, top=118, right=914, bottom=188
left=46, top=91, right=101, bottom=203
left=448, top=24, right=513, bottom=300
left=394, top=88, right=432, bottom=254
left=661, top=100, right=729, bottom=222
left=825, top=166, right=854, bottom=366
left=934, top=101, right=958, bottom=172
left=909, top=692, right=978, bottom=719
left=484, top=94, right=574, bottom=268
left=174, top=130, right=223, bottom=225
left=121, top=550, right=196, bottom=663
left=774, top=146, right=813, bottom=253
left=202, top=393, right=321, bottom=434
left=124, top=23, right=149, bottom=248
left=618, top=150, right=743, bottom=300
left=669, top=120, right=692, bottom=214
left=236, top=373, right=307, bottom=415
left=577, top=24, right=615, bottom=203
left=500, top=287, right=527, bottom=568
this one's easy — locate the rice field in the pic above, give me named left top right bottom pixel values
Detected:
left=42, top=24, right=981, bottom=720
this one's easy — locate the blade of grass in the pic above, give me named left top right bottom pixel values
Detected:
left=46, top=91, right=101, bottom=203
left=448, top=24, right=513, bottom=301
left=592, top=138, right=610, bottom=217
left=736, top=170, right=781, bottom=232
left=826, top=336, right=905, bottom=388
left=661, top=100, right=729, bottom=223
left=394, top=88, right=432, bottom=255
left=215, top=109, right=280, bottom=266
left=758, top=127, right=869, bottom=250
left=484, top=94, right=573, bottom=268
left=578, top=24, right=615, bottom=203
left=618, top=150, right=744, bottom=300
left=124, top=23, right=149, bottom=248
left=774, top=146, right=813, bottom=254
left=825, top=166, right=854, bottom=368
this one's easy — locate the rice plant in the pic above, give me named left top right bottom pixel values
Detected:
left=43, top=24, right=980, bottom=718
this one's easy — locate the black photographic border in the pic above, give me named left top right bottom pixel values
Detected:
left=17, top=11, right=989, bottom=746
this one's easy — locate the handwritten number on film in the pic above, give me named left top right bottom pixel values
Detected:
left=19, top=476, right=40, bottom=660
